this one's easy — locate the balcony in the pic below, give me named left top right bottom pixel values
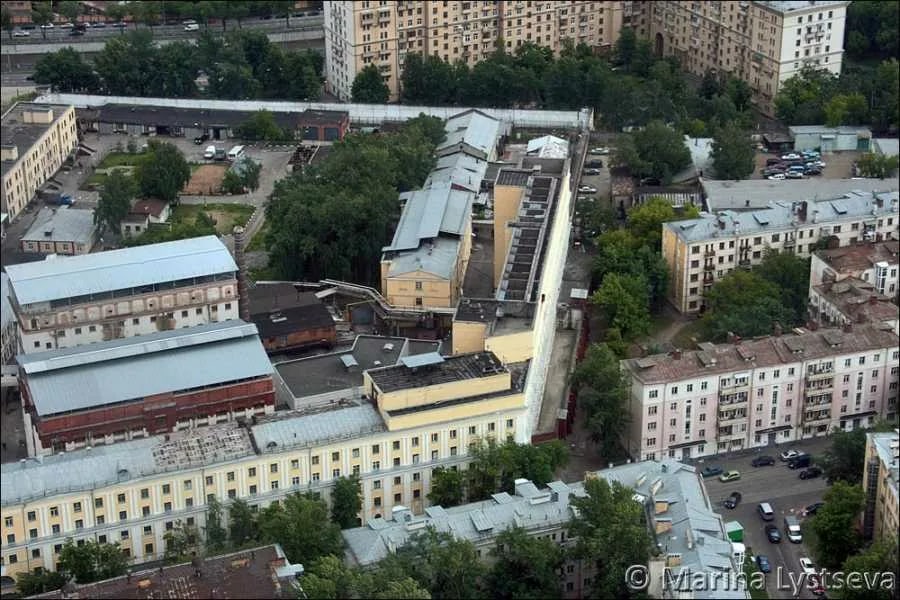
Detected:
left=738, top=257, right=752, bottom=269
left=704, top=262, right=715, bottom=271
left=803, top=411, right=832, bottom=426
left=783, top=237, right=795, bottom=248
left=718, top=429, right=747, bottom=443
left=720, top=380, right=750, bottom=393
left=718, top=411, right=748, bottom=425
left=805, top=384, right=834, bottom=397
left=806, top=369, right=834, bottom=382
left=704, top=248, right=716, bottom=257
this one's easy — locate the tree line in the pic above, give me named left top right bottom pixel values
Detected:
left=32, top=28, right=323, bottom=101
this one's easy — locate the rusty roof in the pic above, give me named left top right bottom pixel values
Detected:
left=814, top=241, right=899, bottom=274
left=623, top=324, right=899, bottom=385
left=813, top=278, right=900, bottom=325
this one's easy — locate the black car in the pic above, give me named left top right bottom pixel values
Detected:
left=701, top=466, right=724, bottom=478
left=800, top=466, right=823, bottom=480
left=723, top=491, right=742, bottom=509
left=803, top=502, right=825, bottom=516
left=194, top=133, right=210, bottom=145
left=752, top=455, right=776, bottom=467
left=788, top=455, right=812, bottom=469
left=69, top=30, right=85, bottom=36
left=765, top=524, right=782, bottom=543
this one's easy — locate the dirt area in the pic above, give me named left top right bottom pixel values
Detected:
left=750, top=149, right=862, bottom=180
left=183, top=164, right=228, bottom=195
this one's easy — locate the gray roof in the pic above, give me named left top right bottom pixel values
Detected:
left=667, top=190, right=900, bottom=243
left=874, top=138, right=900, bottom=157
left=1, top=103, right=72, bottom=178
left=526, top=135, right=569, bottom=159
left=868, top=431, right=899, bottom=502
left=251, top=404, right=386, bottom=453
left=788, top=124, right=871, bottom=136
left=1, top=423, right=255, bottom=506
left=703, top=178, right=900, bottom=211
left=343, top=459, right=744, bottom=598
left=18, top=320, right=272, bottom=417
left=424, top=152, right=490, bottom=192
left=5, top=235, right=236, bottom=306
left=758, top=0, right=848, bottom=12
left=20, top=207, right=97, bottom=246
left=1, top=272, right=12, bottom=330
left=437, top=109, right=501, bottom=159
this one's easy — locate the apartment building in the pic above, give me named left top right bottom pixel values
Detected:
left=809, top=241, right=900, bottom=333
left=1, top=103, right=78, bottom=220
left=324, top=1, right=626, bottom=101
left=343, top=460, right=745, bottom=599
left=17, top=321, right=275, bottom=456
left=622, top=324, right=900, bottom=462
left=862, top=430, right=899, bottom=543
left=0, top=351, right=528, bottom=581
left=662, top=191, right=899, bottom=314
left=640, top=1, right=849, bottom=115
left=4, top=236, right=240, bottom=354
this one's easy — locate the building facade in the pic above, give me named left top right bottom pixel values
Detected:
left=0, top=351, right=529, bottom=581
left=4, top=236, right=240, bottom=354
left=1, top=103, right=78, bottom=220
left=861, top=430, right=899, bottom=543
left=19, top=206, right=98, bottom=256
left=622, top=325, right=900, bottom=462
left=663, top=191, right=899, bottom=314
left=324, top=0, right=626, bottom=101
left=17, top=321, right=275, bottom=455
left=639, top=1, right=849, bottom=115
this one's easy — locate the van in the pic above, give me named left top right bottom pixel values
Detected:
left=227, top=145, right=245, bottom=160
left=788, top=455, right=812, bottom=469
left=758, top=502, right=775, bottom=521
left=203, top=145, right=216, bottom=159
left=784, top=516, right=802, bottom=543
left=184, top=21, right=200, bottom=32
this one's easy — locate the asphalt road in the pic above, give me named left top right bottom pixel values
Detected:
left=702, top=436, right=832, bottom=600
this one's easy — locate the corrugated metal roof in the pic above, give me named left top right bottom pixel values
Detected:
left=398, top=352, right=444, bottom=368
left=251, top=404, right=385, bottom=451
left=18, top=321, right=271, bottom=417
left=20, top=207, right=97, bottom=246
left=439, top=110, right=502, bottom=158
left=5, top=235, right=236, bottom=305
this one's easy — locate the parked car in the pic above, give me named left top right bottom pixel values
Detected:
left=113, top=21, right=127, bottom=28
left=578, top=185, right=597, bottom=193
left=21, top=24, right=36, bottom=30
left=640, top=177, right=662, bottom=186
left=40, top=22, right=55, bottom=29
left=781, top=153, right=800, bottom=160
left=799, top=557, right=817, bottom=576
left=802, top=501, right=825, bottom=516
left=194, top=133, right=210, bottom=145
left=751, top=455, right=776, bottom=467
left=69, top=29, right=84, bottom=36
left=758, top=502, right=775, bottom=521
left=805, top=167, right=823, bottom=176
left=701, top=466, right=724, bottom=478
left=765, top=524, right=782, bottom=543
left=788, top=455, right=812, bottom=470
left=767, top=173, right=786, bottom=180
left=799, top=466, right=823, bottom=480
left=765, top=158, right=783, bottom=166
left=61, top=22, right=74, bottom=28
left=723, top=491, right=742, bottom=509
left=12, top=30, right=30, bottom=37
left=92, top=22, right=106, bottom=28
left=590, top=147, right=610, bottom=155
left=780, top=449, right=801, bottom=462
left=583, top=168, right=601, bottom=175
left=785, top=171, right=804, bottom=179
left=756, top=555, right=772, bottom=573
left=719, top=470, right=741, bottom=483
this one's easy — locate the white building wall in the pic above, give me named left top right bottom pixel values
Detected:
left=777, top=3, right=847, bottom=83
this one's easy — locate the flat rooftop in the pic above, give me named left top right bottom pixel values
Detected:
left=496, top=168, right=532, bottom=187
left=77, top=103, right=300, bottom=130
left=702, top=178, right=899, bottom=211
left=368, top=351, right=506, bottom=393
left=20, top=206, right=96, bottom=246
left=456, top=298, right=501, bottom=323
left=1, top=103, right=71, bottom=178
left=759, top=1, right=848, bottom=13
left=814, top=240, right=899, bottom=273
left=33, top=545, right=299, bottom=599
left=274, top=335, right=441, bottom=399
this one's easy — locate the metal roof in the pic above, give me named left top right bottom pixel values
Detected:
left=18, top=321, right=272, bottom=417
left=251, top=404, right=386, bottom=452
left=5, top=235, right=236, bottom=305
left=702, top=178, right=899, bottom=211
left=438, top=110, right=502, bottom=159
left=399, top=352, right=444, bottom=369
left=20, top=206, right=96, bottom=246
left=788, top=124, right=870, bottom=136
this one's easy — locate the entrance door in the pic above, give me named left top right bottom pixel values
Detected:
left=767, top=432, right=777, bottom=445
left=681, top=448, right=691, bottom=461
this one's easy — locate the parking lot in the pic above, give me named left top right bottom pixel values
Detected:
left=702, top=436, right=831, bottom=599
left=751, top=149, right=861, bottom=181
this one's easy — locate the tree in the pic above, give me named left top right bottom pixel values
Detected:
left=839, top=537, right=900, bottom=600
left=133, top=0, right=161, bottom=30
left=702, top=270, right=794, bottom=341
left=1, top=5, right=13, bottom=40
left=845, top=1, right=899, bottom=59
left=591, top=273, right=651, bottom=341
left=570, top=344, right=632, bottom=460
left=94, top=29, right=160, bottom=96
left=754, top=250, right=810, bottom=326
left=626, top=196, right=699, bottom=252
left=257, top=492, right=344, bottom=566
left=331, top=475, right=362, bottom=529
left=299, top=554, right=432, bottom=600
left=821, top=421, right=894, bottom=485
left=352, top=64, right=390, bottom=103
left=464, top=440, right=568, bottom=502
left=808, top=481, right=865, bottom=569
left=33, top=47, right=99, bottom=93
left=163, top=519, right=201, bottom=564
left=228, top=498, right=259, bottom=547
left=15, top=568, right=67, bottom=596
left=570, top=477, right=652, bottom=599
left=427, top=467, right=465, bottom=507
left=58, top=0, right=81, bottom=24
left=204, top=495, right=228, bottom=551
left=105, top=3, right=127, bottom=26
left=221, top=170, right=245, bottom=195
left=401, top=53, right=456, bottom=105
left=208, top=62, right=260, bottom=99
left=710, top=121, right=754, bottom=180
left=58, top=539, right=129, bottom=583
left=31, top=1, right=54, bottom=39
left=387, top=528, right=485, bottom=600
left=95, top=169, right=136, bottom=235
left=152, top=41, right=200, bottom=97
left=484, top=527, right=563, bottom=600
left=856, top=153, right=900, bottom=179
left=135, top=140, right=191, bottom=203
left=241, top=159, right=261, bottom=192
left=236, top=110, right=290, bottom=142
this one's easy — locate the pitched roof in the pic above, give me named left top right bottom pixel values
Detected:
left=20, top=206, right=96, bottom=246
left=5, top=235, right=236, bottom=305
left=437, top=109, right=501, bottom=159
left=17, top=321, right=272, bottom=417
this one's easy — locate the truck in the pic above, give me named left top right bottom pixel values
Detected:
left=725, top=521, right=744, bottom=543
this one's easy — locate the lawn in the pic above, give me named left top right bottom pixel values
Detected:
left=246, top=220, right=270, bottom=251
left=171, top=203, right=254, bottom=236
left=97, top=152, right=142, bottom=169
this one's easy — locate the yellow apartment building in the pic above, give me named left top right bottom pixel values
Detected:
left=862, top=430, right=899, bottom=543
left=1, top=103, right=78, bottom=220
left=324, top=0, right=626, bottom=101
left=492, top=169, right=533, bottom=287
left=380, top=182, right=474, bottom=310
left=0, top=351, right=528, bottom=581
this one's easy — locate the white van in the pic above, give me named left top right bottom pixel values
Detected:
left=184, top=21, right=200, bottom=32
left=203, top=145, right=216, bottom=159
left=784, top=515, right=802, bottom=543
left=227, top=145, right=246, bottom=160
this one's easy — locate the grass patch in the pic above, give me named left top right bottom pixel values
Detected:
left=97, top=152, right=143, bottom=169
left=171, top=203, right=254, bottom=236
left=246, top=220, right=270, bottom=252
left=671, top=319, right=711, bottom=350
left=743, top=555, right=770, bottom=600
left=249, top=266, right=278, bottom=283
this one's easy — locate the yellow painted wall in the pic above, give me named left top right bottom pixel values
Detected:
left=452, top=320, right=488, bottom=354
left=383, top=393, right=525, bottom=431
left=367, top=371, right=512, bottom=412
left=384, top=271, right=454, bottom=308
left=485, top=330, right=534, bottom=363
left=493, top=184, right=526, bottom=286
left=662, top=228, right=687, bottom=312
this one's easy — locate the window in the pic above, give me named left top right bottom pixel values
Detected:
left=291, top=459, right=299, bottom=469
left=312, top=456, right=320, bottom=465
left=649, top=390, right=658, bottom=399
left=184, top=480, right=192, bottom=491
left=270, top=463, right=278, bottom=473
left=671, top=386, right=678, bottom=395
left=52, top=524, right=61, bottom=534
left=163, top=502, right=172, bottom=512
left=145, top=543, right=154, bottom=554
left=205, top=476, right=214, bottom=486
left=450, top=429, right=457, bottom=439
left=248, top=467, right=257, bottom=477
left=393, top=457, right=400, bottom=466
left=506, top=419, right=514, bottom=428
left=142, top=506, right=150, bottom=517
left=331, top=452, right=340, bottom=462
left=333, top=468, right=341, bottom=477
left=29, top=528, right=38, bottom=539
left=648, top=406, right=658, bottom=415
left=161, top=484, right=171, bottom=494
left=3, top=517, right=11, bottom=527
left=50, top=506, right=59, bottom=516
left=73, top=502, right=82, bottom=513
left=392, top=441, right=401, bottom=450
left=27, top=511, right=36, bottom=522
left=119, top=510, right=127, bottom=520
left=121, top=530, right=130, bottom=540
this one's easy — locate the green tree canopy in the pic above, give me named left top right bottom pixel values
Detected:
left=15, top=568, right=67, bottom=597
left=701, top=270, right=794, bottom=341
left=591, top=273, right=652, bottom=341
left=838, top=537, right=899, bottom=600
left=31, top=1, right=54, bottom=39
left=485, top=527, right=563, bottom=600
left=204, top=495, right=227, bottom=551
left=1, top=6, right=13, bottom=40
left=236, top=109, right=292, bottom=141
left=299, top=554, right=432, bottom=600
left=95, top=169, right=136, bottom=235
left=857, top=152, right=900, bottom=179
left=352, top=64, right=390, bottom=103
left=809, top=481, right=865, bottom=569
left=58, top=539, right=129, bottom=584
left=710, top=121, right=754, bottom=180
left=754, top=250, right=810, bottom=327
left=626, top=196, right=700, bottom=251
left=387, top=528, right=485, bottom=600
left=821, top=421, right=895, bottom=485
left=257, top=492, right=344, bottom=566
left=228, top=498, right=259, bottom=547
left=464, top=440, right=568, bottom=502
left=135, top=140, right=191, bottom=203
left=570, top=343, right=631, bottom=460
left=331, top=475, right=362, bottom=529
left=33, top=47, right=100, bottom=93
left=427, top=467, right=465, bottom=508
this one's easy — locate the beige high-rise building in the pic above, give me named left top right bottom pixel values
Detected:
left=324, top=1, right=627, bottom=102
left=636, top=1, right=849, bottom=115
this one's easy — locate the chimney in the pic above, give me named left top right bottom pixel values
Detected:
left=672, top=349, right=682, bottom=360
left=773, top=321, right=782, bottom=337
left=812, top=210, right=819, bottom=223
left=726, top=331, right=737, bottom=344
left=233, top=226, right=251, bottom=322
left=799, top=200, right=808, bottom=221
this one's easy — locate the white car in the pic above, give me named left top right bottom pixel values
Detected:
left=583, top=168, right=601, bottom=175
left=590, top=147, right=610, bottom=155
left=781, top=153, right=800, bottom=160
left=780, top=449, right=801, bottom=461
left=61, top=22, right=74, bottom=29
left=578, top=185, right=598, bottom=193
left=12, top=30, right=30, bottom=37
left=40, top=22, right=55, bottom=29
left=767, top=173, right=786, bottom=180
left=799, top=557, right=817, bottom=576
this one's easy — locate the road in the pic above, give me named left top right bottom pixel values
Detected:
left=702, top=435, right=832, bottom=600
